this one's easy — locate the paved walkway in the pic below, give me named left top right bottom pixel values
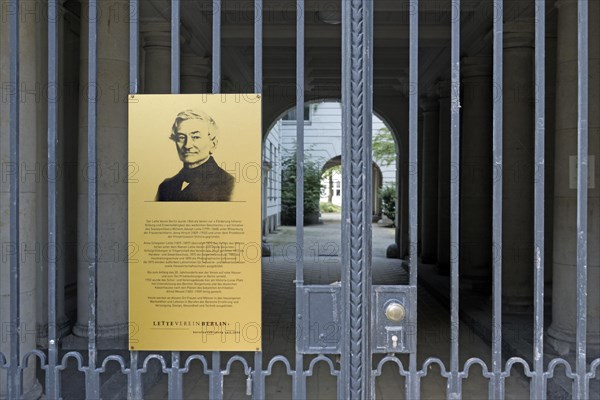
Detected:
left=146, top=213, right=530, bottom=399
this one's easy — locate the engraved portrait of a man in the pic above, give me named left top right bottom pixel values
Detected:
left=156, top=110, right=235, bottom=201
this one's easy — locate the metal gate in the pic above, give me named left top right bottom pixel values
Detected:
left=1, top=0, right=599, bottom=399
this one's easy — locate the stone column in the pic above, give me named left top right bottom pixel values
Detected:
left=141, top=21, right=171, bottom=94
left=0, top=1, right=44, bottom=397
left=460, top=56, right=493, bottom=291
left=436, top=80, right=451, bottom=274
left=72, top=0, right=130, bottom=346
left=420, top=97, right=439, bottom=264
left=548, top=0, right=600, bottom=355
left=502, top=22, right=535, bottom=313
left=181, top=55, right=211, bottom=94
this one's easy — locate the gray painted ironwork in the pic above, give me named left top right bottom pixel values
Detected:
left=209, top=2, right=223, bottom=399
left=449, top=0, right=461, bottom=398
left=407, top=1, right=419, bottom=398
left=294, top=1, right=307, bottom=398
left=171, top=0, right=181, bottom=94
left=532, top=0, right=546, bottom=398
left=8, top=0, right=21, bottom=397
left=130, top=0, right=139, bottom=95
left=254, top=0, right=263, bottom=94
left=47, top=1, right=60, bottom=399
left=491, top=0, right=504, bottom=398
left=252, top=2, right=264, bottom=398
left=575, top=0, right=589, bottom=399
left=129, top=2, right=142, bottom=398
left=341, top=0, right=373, bottom=398
left=86, top=1, right=100, bottom=397
left=1, top=1, right=599, bottom=399
left=169, top=2, right=183, bottom=397
left=212, top=0, right=221, bottom=93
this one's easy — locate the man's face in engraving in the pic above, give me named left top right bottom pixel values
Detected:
left=173, top=119, right=216, bottom=169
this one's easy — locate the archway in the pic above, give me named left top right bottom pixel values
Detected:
left=262, top=100, right=401, bottom=258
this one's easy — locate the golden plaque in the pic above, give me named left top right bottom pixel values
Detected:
left=128, top=94, right=262, bottom=351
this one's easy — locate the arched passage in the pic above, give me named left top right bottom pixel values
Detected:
left=321, top=155, right=386, bottom=219
left=262, top=100, right=402, bottom=258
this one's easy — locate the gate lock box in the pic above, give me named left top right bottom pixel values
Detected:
left=372, top=285, right=416, bottom=354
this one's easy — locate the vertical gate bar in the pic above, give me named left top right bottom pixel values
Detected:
left=209, top=352, right=223, bottom=399
left=448, top=0, right=461, bottom=398
left=254, top=0, right=263, bottom=94
left=129, top=2, right=141, bottom=398
left=210, top=3, right=223, bottom=398
left=128, top=351, right=143, bottom=399
left=86, top=0, right=101, bottom=397
left=47, top=0, right=60, bottom=398
left=531, top=0, right=546, bottom=398
left=8, top=0, right=22, bottom=398
left=341, top=0, right=373, bottom=398
left=575, top=0, right=589, bottom=398
left=407, top=0, right=419, bottom=397
left=170, top=2, right=183, bottom=398
left=212, top=0, right=221, bottom=93
left=168, top=352, right=183, bottom=399
left=171, top=0, right=180, bottom=94
left=341, top=0, right=350, bottom=396
left=293, top=0, right=306, bottom=398
left=129, top=0, right=139, bottom=94
left=253, top=1, right=264, bottom=397
left=490, top=0, right=504, bottom=398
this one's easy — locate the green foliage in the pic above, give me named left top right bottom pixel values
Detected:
left=372, top=127, right=396, bottom=167
left=281, top=152, right=324, bottom=225
left=320, top=202, right=341, bottom=213
left=379, top=184, right=397, bottom=224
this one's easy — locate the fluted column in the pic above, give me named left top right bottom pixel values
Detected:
left=548, top=0, right=600, bottom=355
left=0, top=1, right=44, bottom=397
left=141, top=21, right=171, bottom=94
left=460, top=56, right=493, bottom=291
left=73, top=0, right=129, bottom=345
left=502, top=22, right=535, bottom=313
left=420, top=97, right=439, bottom=264
left=437, top=80, right=451, bottom=274
left=181, top=55, right=211, bottom=93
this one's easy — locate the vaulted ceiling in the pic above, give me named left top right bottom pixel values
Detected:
left=141, top=0, right=538, bottom=100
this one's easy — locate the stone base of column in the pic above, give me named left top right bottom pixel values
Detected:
left=386, top=243, right=400, bottom=259
left=21, top=380, right=43, bottom=400
left=36, top=317, right=72, bottom=347
left=547, top=324, right=600, bottom=358
left=63, top=323, right=128, bottom=350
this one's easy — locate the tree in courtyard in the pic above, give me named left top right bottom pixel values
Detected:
left=280, top=152, right=323, bottom=225
left=372, top=127, right=396, bottom=167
